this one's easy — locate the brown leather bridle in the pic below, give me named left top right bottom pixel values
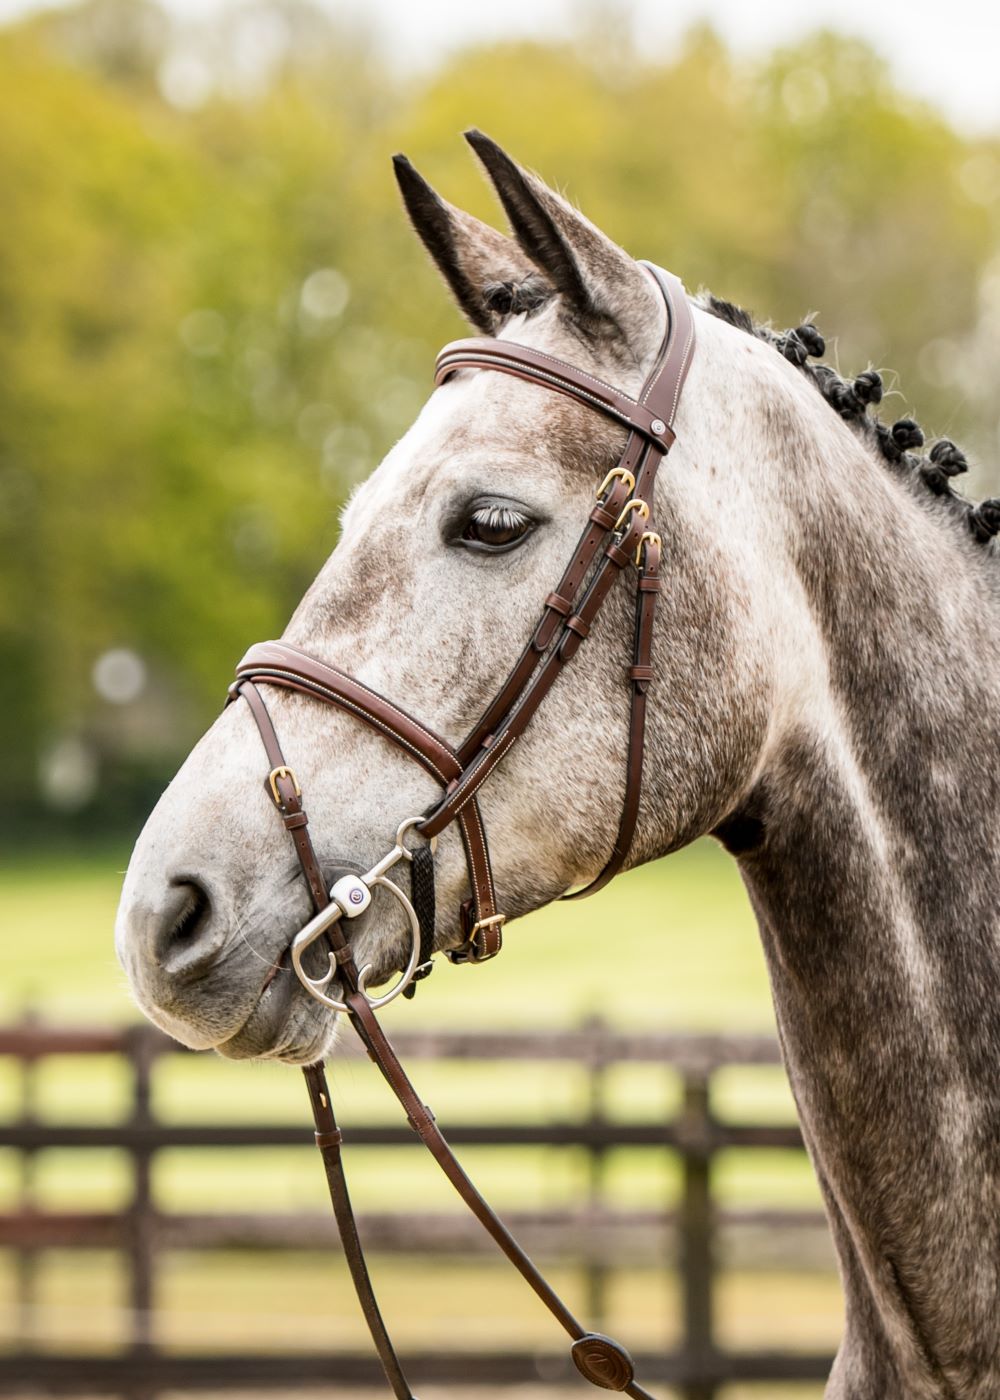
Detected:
left=227, top=262, right=695, bottom=1397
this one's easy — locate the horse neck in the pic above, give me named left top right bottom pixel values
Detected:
left=718, top=419, right=1000, bottom=1396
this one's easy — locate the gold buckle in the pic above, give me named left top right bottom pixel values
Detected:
left=268, top=765, right=301, bottom=807
left=471, top=913, right=506, bottom=935
left=470, top=912, right=506, bottom=960
left=596, top=466, right=635, bottom=501
left=614, top=498, right=650, bottom=530
left=635, top=530, right=661, bottom=567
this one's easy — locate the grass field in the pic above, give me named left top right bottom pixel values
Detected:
left=0, top=839, right=836, bottom=1398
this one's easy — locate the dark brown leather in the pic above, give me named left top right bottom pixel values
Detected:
left=302, top=1063, right=415, bottom=1399
left=238, top=681, right=342, bottom=923
left=436, top=339, right=676, bottom=448
left=232, top=260, right=695, bottom=1398
left=418, top=503, right=650, bottom=837
left=457, top=470, right=633, bottom=763
left=235, top=641, right=465, bottom=789
left=242, top=689, right=656, bottom=1396
left=234, top=263, right=694, bottom=956
left=233, top=641, right=502, bottom=958
left=565, top=533, right=662, bottom=900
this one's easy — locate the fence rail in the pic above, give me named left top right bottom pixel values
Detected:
left=0, top=1020, right=835, bottom=1397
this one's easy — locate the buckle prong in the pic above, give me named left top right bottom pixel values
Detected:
left=472, top=913, right=506, bottom=935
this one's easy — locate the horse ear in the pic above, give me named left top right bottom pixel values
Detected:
left=464, top=129, right=659, bottom=345
left=393, top=153, right=549, bottom=335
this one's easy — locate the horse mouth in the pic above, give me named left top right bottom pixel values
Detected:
left=260, top=947, right=287, bottom=992
left=214, top=933, right=339, bottom=1064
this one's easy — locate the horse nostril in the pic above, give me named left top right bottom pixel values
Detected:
left=156, top=879, right=214, bottom=972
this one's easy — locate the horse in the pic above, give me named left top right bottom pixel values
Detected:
left=115, top=131, right=1000, bottom=1398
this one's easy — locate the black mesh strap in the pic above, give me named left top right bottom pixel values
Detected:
left=403, top=844, right=436, bottom=999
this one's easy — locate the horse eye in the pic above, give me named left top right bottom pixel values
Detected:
left=460, top=506, right=533, bottom=552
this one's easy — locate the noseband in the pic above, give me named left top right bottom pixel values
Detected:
left=228, top=262, right=695, bottom=1397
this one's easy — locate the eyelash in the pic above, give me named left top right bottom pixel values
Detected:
left=475, top=506, right=527, bottom=531
left=460, top=503, right=534, bottom=551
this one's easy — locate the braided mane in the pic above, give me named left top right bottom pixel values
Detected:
left=703, top=294, right=1000, bottom=553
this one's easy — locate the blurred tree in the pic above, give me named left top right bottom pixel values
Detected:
left=0, top=1, right=997, bottom=837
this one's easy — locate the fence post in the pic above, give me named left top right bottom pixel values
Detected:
left=582, top=1015, right=610, bottom=1326
left=16, top=1009, right=40, bottom=1351
left=678, top=1065, right=717, bottom=1400
left=124, top=1024, right=158, bottom=1400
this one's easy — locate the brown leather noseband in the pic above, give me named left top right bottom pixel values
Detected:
left=227, top=262, right=695, bottom=1397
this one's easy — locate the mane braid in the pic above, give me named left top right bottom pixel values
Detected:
left=482, top=275, right=552, bottom=319
left=703, top=294, right=1000, bottom=556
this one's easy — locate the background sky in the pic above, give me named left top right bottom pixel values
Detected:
left=2, top=0, right=998, bottom=133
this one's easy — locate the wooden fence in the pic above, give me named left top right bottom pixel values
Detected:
left=0, top=1020, right=835, bottom=1397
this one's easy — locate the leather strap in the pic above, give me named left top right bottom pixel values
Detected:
left=234, top=265, right=695, bottom=954
left=418, top=503, right=651, bottom=837
left=303, top=1064, right=416, bottom=1400
left=237, top=686, right=421, bottom=1396
left=238, top=681, right=343, bottom=924
left=341, top=991, right=658, bottom=1399
left=458, top=469, right=634, bottom=763
left=565, top=533, right=662, bottom=899
left=232, top=644, right=502, bottom=961
left=436, top=340, right=676, bottom=448
left=236, top=690, right=657, bottom=1395
left=438, top=266, right=694, bottom=873
left=231, top=261, right=697, bottom=1399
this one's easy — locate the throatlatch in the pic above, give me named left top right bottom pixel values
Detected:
left=230, top=261, right=695, bottom=1396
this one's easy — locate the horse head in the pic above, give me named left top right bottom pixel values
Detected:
left=115, top=133, right=807, bottom=1061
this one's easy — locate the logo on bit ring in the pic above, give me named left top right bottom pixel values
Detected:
left=349, top=888, right=365, bottom=905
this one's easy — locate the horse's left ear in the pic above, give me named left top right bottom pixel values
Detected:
left=464, top=129, right=663, bottom=356
left=393, top=153, right=549, bottom=334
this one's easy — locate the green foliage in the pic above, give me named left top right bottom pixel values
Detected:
left=1, top=1, right=997, bottom=830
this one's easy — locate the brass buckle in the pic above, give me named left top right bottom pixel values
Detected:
left=448, top=912, right=506, bottom=965
left=471, top=913, right=505, bottom=961
left=635, top=530, right=661, bottom=567
left=268, top=765, right=301, bottom=807
left=596, top=466, right=635, bottom=501
left=614, top=498, right=650, bottom=530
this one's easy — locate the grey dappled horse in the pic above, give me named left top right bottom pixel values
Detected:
left=117, top=133, right=1000, bottom=1398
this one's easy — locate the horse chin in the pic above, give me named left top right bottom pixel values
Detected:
left=214, top=962, right=340, bottom=1063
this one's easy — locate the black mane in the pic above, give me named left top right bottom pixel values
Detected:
left=705, top=294, right=1000, bottom=552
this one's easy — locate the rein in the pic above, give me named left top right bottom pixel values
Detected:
left=228, top=262, right=695, bottom=1395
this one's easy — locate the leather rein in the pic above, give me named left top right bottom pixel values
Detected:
left=228, top=262, right=695, bottom=1396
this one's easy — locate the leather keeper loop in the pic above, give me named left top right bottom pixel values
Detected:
left=630, top=665, right=654, bottom=682
left=604, top=540, right=631, bottom=569
left=406, top=1104, right=436, bottom=1133
left=314, top=1128, right=343, bottom=1149
left=544, top=591, right=572, bottom=616
left=282, top=811, right=309, bottom=830
left=589, top=504, right=616, bottom=530
left=333, top=945, right=356, bottom=965
left=638, top=576, right=661, bottom=592
left=565, top=614, right=591, bottom=640
left=474, top=925, right=503, bottom=960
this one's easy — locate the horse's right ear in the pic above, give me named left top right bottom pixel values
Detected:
left=393, top=154, right=549, bottom=335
